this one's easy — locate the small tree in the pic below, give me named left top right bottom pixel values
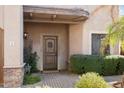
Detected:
left=101, top=17, right=124, bottom=55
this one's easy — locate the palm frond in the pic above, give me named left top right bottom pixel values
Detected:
left=101, top=16, right=124, bottom=55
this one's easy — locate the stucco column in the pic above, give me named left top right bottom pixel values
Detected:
left=69, top=22, right=83, bottom=57
left=3, top=6, right=24, bottom=87
left=0, top=6, right=4, bottom=29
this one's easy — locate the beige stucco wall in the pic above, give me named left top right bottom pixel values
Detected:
left=40, top=5, right=119, bottom=55
left=24, top=23, right=68, bottom=70
left=3, top=6, right=24, bottom=68
left=69, top=22, right=83, bottom=56
left=0, top=6, right=4, bottom=29
left=82, top=5, right=119, bottom=55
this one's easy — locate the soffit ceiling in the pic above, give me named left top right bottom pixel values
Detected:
left=23, top=6, right=89, bottom=24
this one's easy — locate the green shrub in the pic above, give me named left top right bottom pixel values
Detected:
left=75, top=72, right=110, bottom=88
left=103, top=55, right=119, bottom=75
left=118, top=56, right=124, bottom=74
left=28, top=52, right=39, bottom=73
left=23, top=74, right=41, bottom=85
left=70, top=55, right=103, bottom=74
left=84, top=56, right=103, bottom=75
left=70, top=54, right=124, bottom=75
left=24, top=46, right=39, bottom=73
left=70, top=55, right=85, bottom=74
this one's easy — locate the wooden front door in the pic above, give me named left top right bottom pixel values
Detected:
left=0, top=28, right=3, bottom=85
left=43, top=36, right=58, bottom=70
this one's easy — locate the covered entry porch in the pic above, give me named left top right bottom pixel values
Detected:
left=23, top=6, right=89, bottom=71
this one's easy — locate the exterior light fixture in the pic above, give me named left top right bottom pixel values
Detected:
left=24, top=32, right=28, bottom=39
left=29, top=12, right=33, bottom=19
left=53, top=14, right=57, bottom=19
left=52, top=14, right=57, bottom=21
left=30, top=12, right=33, bottom=17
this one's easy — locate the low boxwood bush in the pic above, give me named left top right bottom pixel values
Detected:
left=75, top=72, right=110, bottom=88
left=118, top=56, right=124, bottom=74
left=103, top=55, right=119, bottom=75
left=70, top=54, right=124, bottom=75
left=84, top=56, right=103, bottom=75
left=23, top=74, right=41, bottom=85
left=70, top=55, right=103, bottom=74
left=70, top=55, right=85, bottom=74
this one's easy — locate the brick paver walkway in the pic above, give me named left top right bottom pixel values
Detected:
left=22, top=72, right=79, bottom=88
left=22, top=72, right=122, bottom=88
left=41, top=72, right=78, bottom=88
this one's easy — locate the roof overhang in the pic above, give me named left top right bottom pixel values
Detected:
left=23, top=6, right=89, bottom=24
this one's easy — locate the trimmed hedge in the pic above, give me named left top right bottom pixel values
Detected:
left=118, top=56, right=124, bottom=74
left=70, top=55, right=84, bottom=74
left=103, top=55, right=119, bottom=75
left=70, top=54, right=124, bottom=76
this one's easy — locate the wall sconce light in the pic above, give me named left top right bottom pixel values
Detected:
left=53, top=14, right=57, bottom=19
left=29, top=12, right=33, bottom=19
left=24, top=32, right=28, bottom=39
left=52, top=14, right=57, bottom=21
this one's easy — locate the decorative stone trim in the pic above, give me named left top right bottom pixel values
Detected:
left=3, top=63, right=26, bottom=69
left=4, top=67, right=24, bottom=88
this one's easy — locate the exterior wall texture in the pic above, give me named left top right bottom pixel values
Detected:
left=42, top=5, right=119, bottom=55
left=4, top=68, right=24, bottom=88
left=4, top=6, right=24, bottom=67
left=82, top=5, right=119, bottom=55
left=0, top=6, right=24, bottom=87
left=69, top=22, right=84, bottom=56
left=24, top=23, right=69, bottom=71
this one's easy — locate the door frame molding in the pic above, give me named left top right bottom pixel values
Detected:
left=43, top=35, right=58, bottom=70
left=0, top=28, right=4, bottom=85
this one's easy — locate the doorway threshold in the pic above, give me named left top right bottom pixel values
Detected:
left=43, top=70, right=59, bottom=73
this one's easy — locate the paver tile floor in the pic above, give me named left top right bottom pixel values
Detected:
left=22, top=72, right=122, bottom=88
left=41, top=72, right=79, bottom=88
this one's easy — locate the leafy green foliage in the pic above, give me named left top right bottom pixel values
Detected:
left=24, top=47, right=39, bottom=73
left=101, top=17, right=124, bottom=54
left=84, top=56, right=103, bottom=75
left=70, top=54, right=124, bottom=75
left=23, top=74, right=41, bottom=85
left=103, top=55, right=119, bottom=75
left=70, top=55, right=103, bottom=74
left=118, top=56, right=124, bottom=74
left=75, top=72, right=110, bottom=88
left=70, top=55, right=85, bottom=74
left=28, top=52, right=39, bottom=73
